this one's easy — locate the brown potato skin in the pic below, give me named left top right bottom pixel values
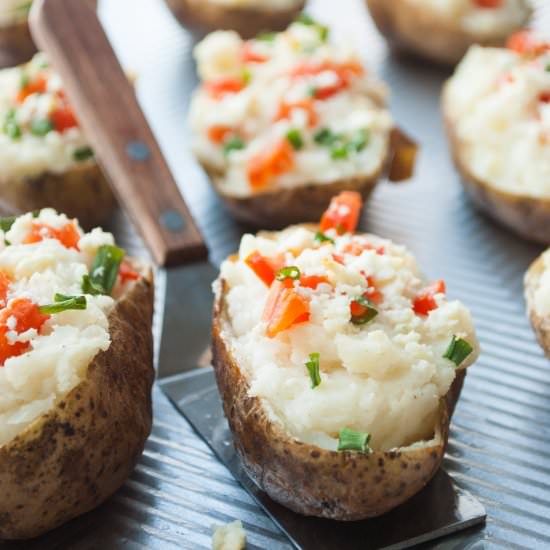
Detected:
left=442, top=85, right=550, bottom=244
left=0, top=266, right=155, bottom=540
left=0, top=19, right=36, bottom=69
left=0, top=162, right=117, bottom=230
left=165, top=0, right=305, bottom=39
left=366, top=0, right=532, bottom=66
left=212, top=270, right=466, bottom=520
left=525, top=254, right=550, bottom=357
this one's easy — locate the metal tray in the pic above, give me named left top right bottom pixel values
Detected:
left=3, top=0, right=550, bottom=548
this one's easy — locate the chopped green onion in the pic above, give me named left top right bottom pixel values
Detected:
left=276, top=265, right=301, bottom=281
left=73, top=146, right=94, bottom=162
left=314, top=231, right=335, bottom=244
left=350, top=295, right=378, bottom=325
left=0, top=216, right=16, bottom=233
left=546, top=63, right=550, bottom=72
left=305, top=352, right=321, bottom=388
left=307, top=85, right=318, bottom=98
left=223, top=136, right=245, bottom=156
left=39, top=294, right=87, bottom=314
left=331, top=146, right=349, bottom=160
left=350, top=128, right=370, bottom=152
left=256, top=32, right=276, bottom=42
left=338, top=428, right=371, bottom=452
left=3, top=109, right=21, bottom=140
left=295, top=13, right=316, bottom=26
left=242, top=67, right=252, bottom=85
left=81, top=244, right=125, bottom=296
left=318, top=25, right=329, bottom=42
left=286, top=128, right=303, bottom=150
left=314, top=128, right=336, bottom=145
left=30, top=118, right=53, bottom=136
left=443, top=335, right=473, bottom=367
left=20, top=73, right=30, bottom=88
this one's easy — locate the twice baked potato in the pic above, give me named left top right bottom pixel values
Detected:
left=189, top=18, right=417, bottom=229
left=0, top=209, right=154, bottom=539
left=0, top=53, right=116, bottom=230
left=212, top=192, right=479, bottom=519
left=366, top=0, right=532, bottom=66
left=164, top=0, right=306, bottom=39
left=443, top=32, right=550, bottom=243
left=525, top=250, right=550, bottom=357
left=0, top=1, right=36, bottom=68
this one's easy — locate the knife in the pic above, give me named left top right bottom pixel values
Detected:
left=29, top=0, right=218, bottom=378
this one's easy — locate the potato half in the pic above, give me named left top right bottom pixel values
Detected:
left=525, top=253, right=550, bottom=357
left=212, top=278, right=466, bottom=520
left=442, top=87, right=550, bottom=244
left=164, top=0, right=306, bottom=39
left=0, top=162, right=117, bottom=231
left=366, top=0, right=532, bottom=66
left=0, top=262, right=154, bottom=540
left=0, top=19, right=36, bottom=69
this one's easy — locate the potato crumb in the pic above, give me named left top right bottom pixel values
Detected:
left=212, top=520, right=246, bottom=550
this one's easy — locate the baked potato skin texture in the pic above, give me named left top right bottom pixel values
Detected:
left=212, top=278, right=466, bottom=520
left=442, top=96, right=550, bottom=244
left=0, top=163, right=117, bottom=231
left=0, top=19, right=36, bottom=69
left=0, top=268, right=154, bottom=540
left=366, top=0, right=532, bottom=66
left=165, top=0, right=306, bottom=39
left=525, top=255, right=550, bottom=357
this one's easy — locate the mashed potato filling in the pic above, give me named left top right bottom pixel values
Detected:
left=531, top=249, right=550, bottom=317
left=0, top=209, right=127, bottom=447
left=0, top=0, right=30, bottom=27
left=0, top=53, right=92, bottom=180
left=190, top=19, right=392, bottom=195
left=410, top=0, right=530, bottom=35
left=218, top=222, right=479, bottom=452
left=444, top=39, right=550, bottom=198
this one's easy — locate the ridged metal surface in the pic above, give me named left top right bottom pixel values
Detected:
left=2, top=0, right=550, bottom=548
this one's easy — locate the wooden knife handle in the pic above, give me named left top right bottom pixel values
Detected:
left=29, top=0, right=208, bottom=267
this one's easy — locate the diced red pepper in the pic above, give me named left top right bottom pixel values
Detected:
left=365, top=275, right=383, bottom=305
left=413, top=280, right=446, bottom=316
left=245, top=251, right=284, bottom=286
left=207, top=125, right=234, bottom=144
left=300, top=274, right=329, bottom=289
left=343, top=240, right=385, bottom=256
left=119, top=261, right=140, bottom=285
left=320, top=191, right=362, bottom=234
left=275, top=99, right=318, bottom=127
left=262, top=279, right=310, bottom=338
left=539, top=92, right=550, bottom=103
left=16, top=75, right=48, bottom=103
left=0, top=271, right=12, bottom=308
left=247, top=139, right=295, bottom=189
left=0, top=298, right=50, bottom=366
left=332, top=253, right=345, bottom=265
left=473, top=0, right=502, bottom=8
left=50, top=105, right=78, bottom=133
left=507, top=30, right=550, bottom=56
left=24, top=221, right=80, bottom=250
left=206, top=77, right=246, bottom=100
left=241, top=42, right=268, bottom=63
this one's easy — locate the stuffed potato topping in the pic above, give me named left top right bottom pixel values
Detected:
left=366, top=0, right=532, bottom=65
left=212, top=192, right=479, bottom=519
left=443, top=30, right=550, bottom=242
left=0, top=0, right=36, bottom=68
left=190, top=17, right=415, bottom=228
left=0, top=209, right=154, bottom=539
left=0, top=53, right=116, bottom=229
left=164, top=0, right=305, bottom=40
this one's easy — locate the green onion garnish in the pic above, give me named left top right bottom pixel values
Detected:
left=20, top=73, right=30, bottom=88
left=31, top=118, right=53, bottom=136
left=307, top=85, right=318, bottom=98
left=39, top=294, right=87, bottom=314
left=82, top=244, right=125, bottom=296
left=337, top=428, right=371, bottom=452
left=546, top=63, right=550, bottom=72
left=0, top=216, right=16, bottom=233
left=286, top=128, right=304, bottom=150
left=305, top=352, right=321, bottom=388
left=242, top=67, right=252, bottom=85
left=3, top=109, right=21, bottom=140
left=314, top=231, right=335, bottom=244
left=331, top=146, right=349, bottom=160
left=314, top=128, right=337, bottom=145
left=73, top=146, right=94, bottom=162
left=276, top=265, right=301, bottom=281
left=350, top=295, right=378, bottom=325
left=223, top=136, right=245, bottom=156
left=350, top=128, right=369, bottom=152
left=256, top=31, right=276, bottom=42
left=318, top=25, right=329, bottom=42
left=295, top=13, right=316, bottom=26
left=443, top=335, right=473, bottom=367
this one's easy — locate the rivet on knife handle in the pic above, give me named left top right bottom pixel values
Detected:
left=29, top=0, right=208, bottom=267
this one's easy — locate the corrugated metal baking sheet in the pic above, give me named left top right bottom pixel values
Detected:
left=2, top=0, right=550, bottom=548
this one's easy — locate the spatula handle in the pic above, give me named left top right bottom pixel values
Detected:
left=29, top=0, right=207, bottom=267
